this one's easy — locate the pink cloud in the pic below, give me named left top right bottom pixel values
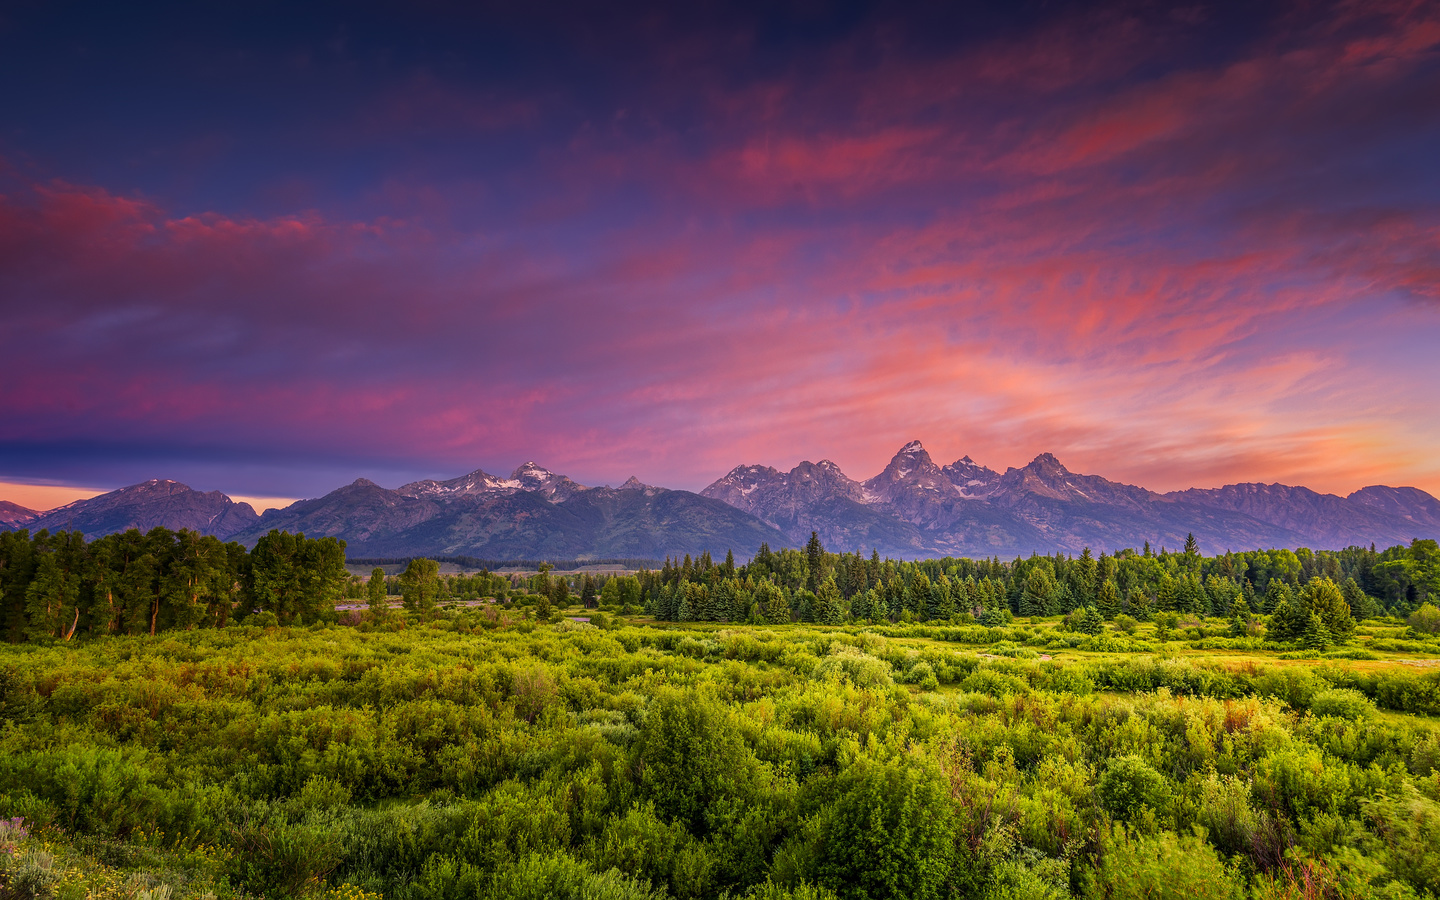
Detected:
left=2, top=0, right=1439, bottom=501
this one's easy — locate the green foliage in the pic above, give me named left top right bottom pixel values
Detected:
left=635, top=687, right=757, bottom=835
left=250, top=530, right=348, bottom=626
left=227, top=817, right=343, bottom=899
left=1082, top=825, right=1243, bottom=899
left=1309, top=688, right=1377, bottom=720
left=802, top=758, right=956, bottom=900
left=1095, top=755, right=1169, bottom=822
left=400, top=557, right=442, bottom=619
left=1407, top=602, right=1440, bottom=635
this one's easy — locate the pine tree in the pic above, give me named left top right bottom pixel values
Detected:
left=1302, top=612, right=1332, bottom=650
left=1128, top=589, right=1152, bottom=621
left=1075, top=548, right=1098, bottom=607
left=815, top=576, right=845, bottom=625
left=1183, top=532, right=1200, bottom=562
left=1341, top=577, right=1380, bottom=621
left=705, top=580, right=732, bottom=621
left=658, top=581, right=683, bottom=621
left=1229, top=595, right=1250, bottom=620
left=758, top=581, right=790, bottom=624
left=1268, top=597, right=1309, bottom=642
left=849, top=588, right=870, bottom=621
left=1262, top=580, right=1291, bottom=614
left=1297, top=577, right=1355, bottom=644
left=1078, top=605, right=1103, bottom=635
left=1021, top=568, right=1056, bottom=618
left=1096, top=579, right=1121, bottom=620
left=1156, top=574, right=1180, bottom=612
left=805, top=531, right=825, bottom=591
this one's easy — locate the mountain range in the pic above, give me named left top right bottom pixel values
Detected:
left=4, top=443, right=1438, bottom=559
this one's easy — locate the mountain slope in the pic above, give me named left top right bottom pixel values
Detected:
left=238, top=478, right=788, bottom=559
left=1347, top=486, right=1440, bottom=533
left=0, top=501, right=39, bottom=529
left=25, top=480, right=259, bottom=539
left=1167, top=483, right=1425, bottom=549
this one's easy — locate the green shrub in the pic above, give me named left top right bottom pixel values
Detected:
left=1309, top=688, right=1377, bottom=720
left=1081, top=825, right=1243, bottom=899
left=1407, top=603, right=1440, bottom=635
left=1253, top=666, right=1328, bottom=710
left=744, top=880, right=839, bottom=900
left=811, top=647, right=894, bottom=690
left=1363, top=789, right=1440, bottom=897
left=959, top=668, right=1030, bottom=697
left=227, top=818, right=343, bottom=900
left=0, top=847, right=59, bottom=900
left=636, top=687, right=758, bottom=835
left=804, top=758, right=956, bottom=900
left=902, top=661, right=940, bottom=691
left=1095, top=756, right=1169, bottom=822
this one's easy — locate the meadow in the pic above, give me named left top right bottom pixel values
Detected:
left=2, top=602, right=1440, bottom=900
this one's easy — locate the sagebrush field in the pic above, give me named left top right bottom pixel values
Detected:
left=3, top=602, right=1440, bottom=900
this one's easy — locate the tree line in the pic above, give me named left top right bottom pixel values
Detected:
left=0, top=527, right=347, bottom=641
left=630, top=535, right=1439, bottom=646
left=4, top=525, right=1439, bottom=645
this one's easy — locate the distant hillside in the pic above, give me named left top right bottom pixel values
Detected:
left=23, top=479, right=259, bottom=539
left=0, top=500, right=38, bottom=529
left=4, top=450, right=1436, bottom=559
left=230, top=469, right=787, bottom=560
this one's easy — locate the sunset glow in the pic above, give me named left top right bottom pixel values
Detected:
left=2, top=0, right=1437, bottom=504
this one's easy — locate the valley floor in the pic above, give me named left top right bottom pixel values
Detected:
left=2, top=611, right=1439, bottom=900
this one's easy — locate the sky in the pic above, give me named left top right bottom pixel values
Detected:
left=1, top=0, right=1438, bottom=511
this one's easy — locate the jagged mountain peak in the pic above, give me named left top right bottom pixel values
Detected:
left=864, top=442, right=956, bottom=506
left=792, top=458, right=854, bottom=480
left=941, top=454, right=1001, bottom=498
left=125, top=478, right=191, bottom=494
left=507, top=461, right=586, bottom=500
left=1026, top=452, right=1068, bottom=473
left=397, top=467, right=510, bottom=498
left=351, top=477, right=381, bottom=488
left=994, top=454, right=1156, bottom=507
left=877, top=441, right=941, bottom=476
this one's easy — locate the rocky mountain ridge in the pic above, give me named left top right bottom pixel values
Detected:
left=701, top=442, right=1439, bottom=557
left=4, top=445, right=1436, bottom=559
